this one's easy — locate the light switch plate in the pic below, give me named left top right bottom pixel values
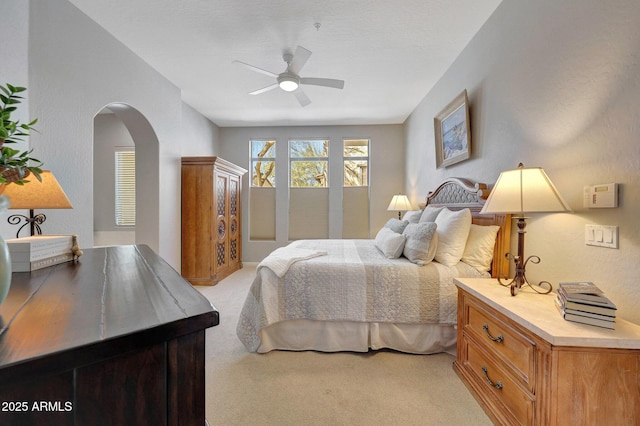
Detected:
left=585, top=224, right=618, bottom=248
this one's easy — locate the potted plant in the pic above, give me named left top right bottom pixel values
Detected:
left=0, top=82, right=43, bottom=185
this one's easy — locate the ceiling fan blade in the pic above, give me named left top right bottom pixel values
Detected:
left=288, top=46, right=312, bottom=74
left=300, top=77, right=345, bottom=90
left=294, top=89, right=311, bottom=107
left=249, top=83, right=279, bottom=95
left=233, top=60, right=278, bottom=78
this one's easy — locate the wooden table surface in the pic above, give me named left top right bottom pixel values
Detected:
left=0, top=244, right=219, bottom=382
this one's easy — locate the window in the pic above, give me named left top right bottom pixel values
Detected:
left=115, top=149, right=135, bottom=226
left=343, top=139, right=369, bottom=186
left=249, top=140, right=276, bottom=240
left=289, top=139, right=329, bottom=187
left=250, top=139, right=276, bottom=187
left=342, top=138, right=370, bottom=238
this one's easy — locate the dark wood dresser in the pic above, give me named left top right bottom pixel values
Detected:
left=0, top=245, right=218, bottom=425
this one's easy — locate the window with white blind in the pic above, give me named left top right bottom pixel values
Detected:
left=115, top=149, right=135, bottom=226
left=288, top=139, right=329, bottom=239
left=249, top=139, right=276, bottom=240
left=342, top=139, right=370, bottom=238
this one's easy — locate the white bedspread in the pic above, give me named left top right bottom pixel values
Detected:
left=237, top=239, right=487, bottom=352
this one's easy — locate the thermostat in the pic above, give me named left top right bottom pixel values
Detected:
left=583, top=183, right=618, bottom=208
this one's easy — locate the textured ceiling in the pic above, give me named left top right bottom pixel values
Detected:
left=67, top=0, right=502, bottom=127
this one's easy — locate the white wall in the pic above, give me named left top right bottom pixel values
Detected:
left=220, top=124, right=403, bottom=261
left=0, top=1, right=30, bottom=238
left=1, top=0, right=220, bottom=269
left=404, top=0, right=640, bottom=324
left=181, top=102, right=221, bottom=156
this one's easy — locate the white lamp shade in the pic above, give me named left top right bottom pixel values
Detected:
left=387, top=194, right=413, bottom=212
left=480, top=164, right=570, bottom=215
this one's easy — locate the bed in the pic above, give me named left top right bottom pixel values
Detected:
left=237, top=178, right=511, bottom=354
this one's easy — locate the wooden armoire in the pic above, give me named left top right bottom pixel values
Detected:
left=181, top=157, right=247, bottom=285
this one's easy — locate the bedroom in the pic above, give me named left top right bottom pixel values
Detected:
left=2, top=0, right=640, bottom=424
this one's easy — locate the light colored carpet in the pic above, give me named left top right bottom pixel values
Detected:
left=197, top=263, right=492, bottom=426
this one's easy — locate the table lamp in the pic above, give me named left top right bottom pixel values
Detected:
left=480, top=163, right=570, bottom=296
left=4, top=170, right=73, bottom=237
left=387, top=194, right=413, bottom=219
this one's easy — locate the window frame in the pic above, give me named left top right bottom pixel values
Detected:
left=288, top=138, right=330, bottom=188
left=250, top=139, right=276, bottom=187
left=343, top=139, right=369, bottom=187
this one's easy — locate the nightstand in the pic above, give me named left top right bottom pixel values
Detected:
left=453, top=278, right=640, bottom=425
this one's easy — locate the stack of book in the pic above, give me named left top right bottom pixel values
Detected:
left=555, top=281, right=616, bottom=329
left=6, top=235, right=75, bottom=272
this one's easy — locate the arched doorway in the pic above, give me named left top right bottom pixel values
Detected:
left=93, top=103, right=159, bottom=250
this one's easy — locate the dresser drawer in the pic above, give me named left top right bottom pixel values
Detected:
left=463, top=336, right=534, bottom=425
left=464, top=296, right=535, bottom=389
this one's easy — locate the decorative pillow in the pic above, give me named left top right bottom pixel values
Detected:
left=402, top=210, right=422, bottom=224
left=434, top=208, right=472, bottom=266
left=462, top=224, right=500, bottom=273
left=402, top=222, right=438, bottom=265
left=419, top=206, right=444, bottom=223
left=375, top=227, right=407, bottom=259
left=384, top=218, right=409, bottom=234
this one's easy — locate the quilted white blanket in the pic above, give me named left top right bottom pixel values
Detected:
left=237, top=239, right=487, bottom=352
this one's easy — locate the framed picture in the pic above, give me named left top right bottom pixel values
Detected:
left=434, top=90, right=471, bottom=168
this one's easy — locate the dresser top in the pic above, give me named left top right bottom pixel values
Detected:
left=455, top=278, right=640, bottom=349
left=0, top=245, right=218, bottom=372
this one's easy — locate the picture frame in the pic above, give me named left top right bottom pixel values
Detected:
left=434, top=90, right=471, bottom=168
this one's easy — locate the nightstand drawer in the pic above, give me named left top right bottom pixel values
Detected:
left=455, top=279, right=640, bottom=425
left=464, top=297, right=535, bottom=389
left=464, top=337, right=534, bottom=425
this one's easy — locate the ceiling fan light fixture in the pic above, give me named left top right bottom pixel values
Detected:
left=277, top=73, right=300, bottom=92
left=236, top=46, right=344, bottom=106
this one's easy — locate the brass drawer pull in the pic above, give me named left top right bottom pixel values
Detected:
left=483, top=323, right=504, bottom=343
left=481, top=366, right=503, bottom=390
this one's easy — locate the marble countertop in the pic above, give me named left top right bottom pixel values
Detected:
left=455, top=278, right=640, bottom=349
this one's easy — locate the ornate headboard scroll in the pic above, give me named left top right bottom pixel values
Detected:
left=422, top=177, right=511, bottom=279
left=424, top=177, right=490, bottom=211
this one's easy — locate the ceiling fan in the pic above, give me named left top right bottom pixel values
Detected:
left=233, top=45, right=345, bottom=107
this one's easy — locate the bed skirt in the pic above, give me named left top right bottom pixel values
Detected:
left=255, top=320, right=457, bottom=355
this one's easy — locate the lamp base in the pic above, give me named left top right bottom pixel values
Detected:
left=497, top=216, right=553, bottom=296
left=7, top=209, right=45, bottom=238
left=497, top=254, right=553, bottom=296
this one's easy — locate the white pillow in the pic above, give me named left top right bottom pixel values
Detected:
left=384, top=218, right=409, bottom=234
left=419, top=206, right=444, bottom=223
left=402, top=222, right=438, bottom=265
left=402, top=210, right=422, bottom=224
left=434, top=208, right=472, bottom=266
left=375, top=227, right=407, bottom=258
left=462, top=224, right=500, bottom=273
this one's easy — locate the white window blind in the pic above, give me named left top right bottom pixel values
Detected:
left=115, top=149, right=135, bottom=226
